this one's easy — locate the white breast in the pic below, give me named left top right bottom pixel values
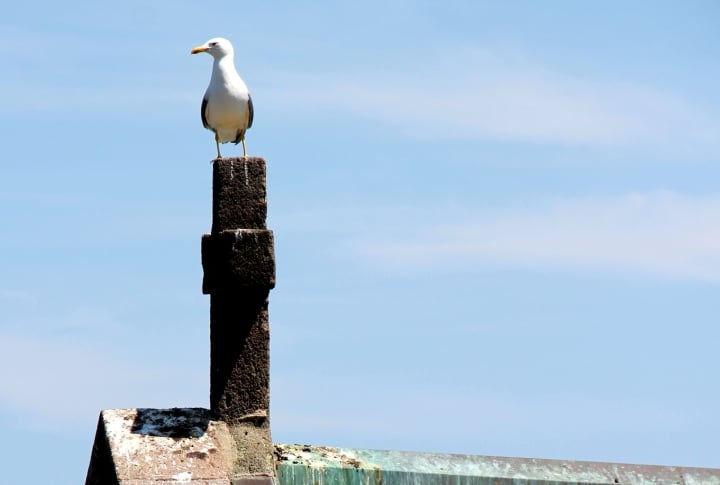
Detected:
left=204, top=60, right=251, bottom=143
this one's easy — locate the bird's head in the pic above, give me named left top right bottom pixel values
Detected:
left=191, top=37, right=234, bottom=58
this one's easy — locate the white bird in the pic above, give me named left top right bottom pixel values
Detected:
left=191, top=37, right=253, bottom=159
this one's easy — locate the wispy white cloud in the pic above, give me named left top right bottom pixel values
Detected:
left=261, top=49, right=720, bottom=155
left=5, top=31, right=717, bottom=155
left=286, top=191, right=720, bottom=282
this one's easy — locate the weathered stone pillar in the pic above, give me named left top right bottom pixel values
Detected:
left=84, top=157, right=276, bottom=484
left=201, top=157, right=276, bottom=479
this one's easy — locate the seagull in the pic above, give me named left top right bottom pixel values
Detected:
left=191, top=37, right=253, bottom=159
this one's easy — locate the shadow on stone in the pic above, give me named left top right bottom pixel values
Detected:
left=130, top=408, right=213, bottom=438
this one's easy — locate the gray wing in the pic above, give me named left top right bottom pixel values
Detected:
left=247, top=94, right=254, bottom=129
left=201, top=97, right=210, bottom=129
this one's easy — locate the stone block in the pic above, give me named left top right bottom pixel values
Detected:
left=202, top=230, right=276, bottom=293
left=212, top=157, right=267, bottom=232
left=85, top=408, right=274, bottom=484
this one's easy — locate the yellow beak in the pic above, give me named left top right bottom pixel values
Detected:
left=191, top=46, right=208, bottom=54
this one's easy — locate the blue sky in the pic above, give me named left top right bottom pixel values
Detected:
left=2, top=1, right=720, bottom=483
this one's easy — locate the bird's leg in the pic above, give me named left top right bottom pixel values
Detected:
left=215, top=132, right=222, bottom=159
left=241, top=134, right=248, bottom=158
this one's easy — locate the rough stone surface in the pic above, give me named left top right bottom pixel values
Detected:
left=212, top=157, right=267, bottom=233
left=210, top=290, right=271, bottom=422
left=202, top=229, right=276, bottom=293
left=205, top=155, right=275, bottom=478
left=205, top=156, right=273, bottom=427
left=85, top=408, right=276, bottom=484
left=227, top=422, right=275, bottom=476
left=231, top=478, right=275, bottom=485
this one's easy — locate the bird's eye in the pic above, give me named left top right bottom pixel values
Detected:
left=209, top=42, right=217, bottom=47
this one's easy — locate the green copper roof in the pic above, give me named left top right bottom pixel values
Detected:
left=275, top=444, right=720, bottom=485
